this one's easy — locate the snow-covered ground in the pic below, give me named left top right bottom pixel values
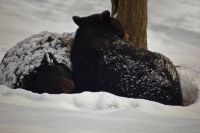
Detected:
left=0, top=0, right=200, bottom=133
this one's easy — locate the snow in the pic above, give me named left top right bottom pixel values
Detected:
left=0, top=85, right=200, bottom=133
left=0, top=0, right=200, bottom=133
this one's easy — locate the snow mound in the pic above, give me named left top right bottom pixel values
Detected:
left=0, top=31, right=74, bottom=88
left=178, top=67, right=199, bottom=106
left=0, top=85, right=146, bottom=111
left=0, top=85, right=200, bottom=118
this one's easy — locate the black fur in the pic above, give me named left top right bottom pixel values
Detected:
left=71, top=10, right=182, bottom=105
left=16, top=53, right=75, bottom=94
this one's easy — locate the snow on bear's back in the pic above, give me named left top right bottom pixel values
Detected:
left=0, top=31, right=74, bottom=88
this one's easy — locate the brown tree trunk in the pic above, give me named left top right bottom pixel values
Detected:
left=111, top=0, right=147, bottom=49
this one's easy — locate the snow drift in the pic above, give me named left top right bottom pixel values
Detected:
left=0, top=84, right=200, bottom=133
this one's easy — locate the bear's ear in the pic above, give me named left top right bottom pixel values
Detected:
left=72, top=16, right=82, bottom=27
left=41, top=53, right=58, bottom=65
left=100, top=10, right=111, bottom=23
left=41, top=53, right=49, bottom=65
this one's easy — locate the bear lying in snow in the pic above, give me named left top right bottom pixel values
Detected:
left=0, top=31, right=75, bottom=94
left=20, top=52, right=75, bottom=94
left=71, top=10, right=183, bottom=105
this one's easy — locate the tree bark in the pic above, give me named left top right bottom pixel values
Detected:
left=111, top=0, right=147, bottom=49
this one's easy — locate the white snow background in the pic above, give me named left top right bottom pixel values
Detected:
left=0, top=0, right=200, bottom=133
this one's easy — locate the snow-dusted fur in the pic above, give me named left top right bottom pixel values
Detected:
left=0, top=31, right=74, bottom=93
left=71, top=11, right=182, bottom=105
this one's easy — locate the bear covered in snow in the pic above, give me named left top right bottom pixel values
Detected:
left=71, top=10, right=183, bottom=105
left=0, top=31, right=75, bottom=94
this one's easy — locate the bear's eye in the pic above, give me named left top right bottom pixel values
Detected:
left=111, top=25, right=124, bottom=38
left=110, top=19, right=125, bottom=38
left=114, top=30, right=124, bottom=38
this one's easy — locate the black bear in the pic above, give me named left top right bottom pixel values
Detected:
left=71, top=10, right=183, bottom=105
left=0, top=31, right=75, bottom=94
left=19, top=53, right=75, bottom=94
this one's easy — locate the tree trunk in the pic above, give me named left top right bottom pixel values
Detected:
left=111, top=0, right=147, bottom=49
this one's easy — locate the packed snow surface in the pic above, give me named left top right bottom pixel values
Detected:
left=0, top=0, right=200, bottom=133
left=0, top=85, right=200, bottom=133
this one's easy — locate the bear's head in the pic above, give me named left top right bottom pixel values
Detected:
left=20, top=53, right=75, bottom=94
left=72, top=10, right=125, bottom=47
